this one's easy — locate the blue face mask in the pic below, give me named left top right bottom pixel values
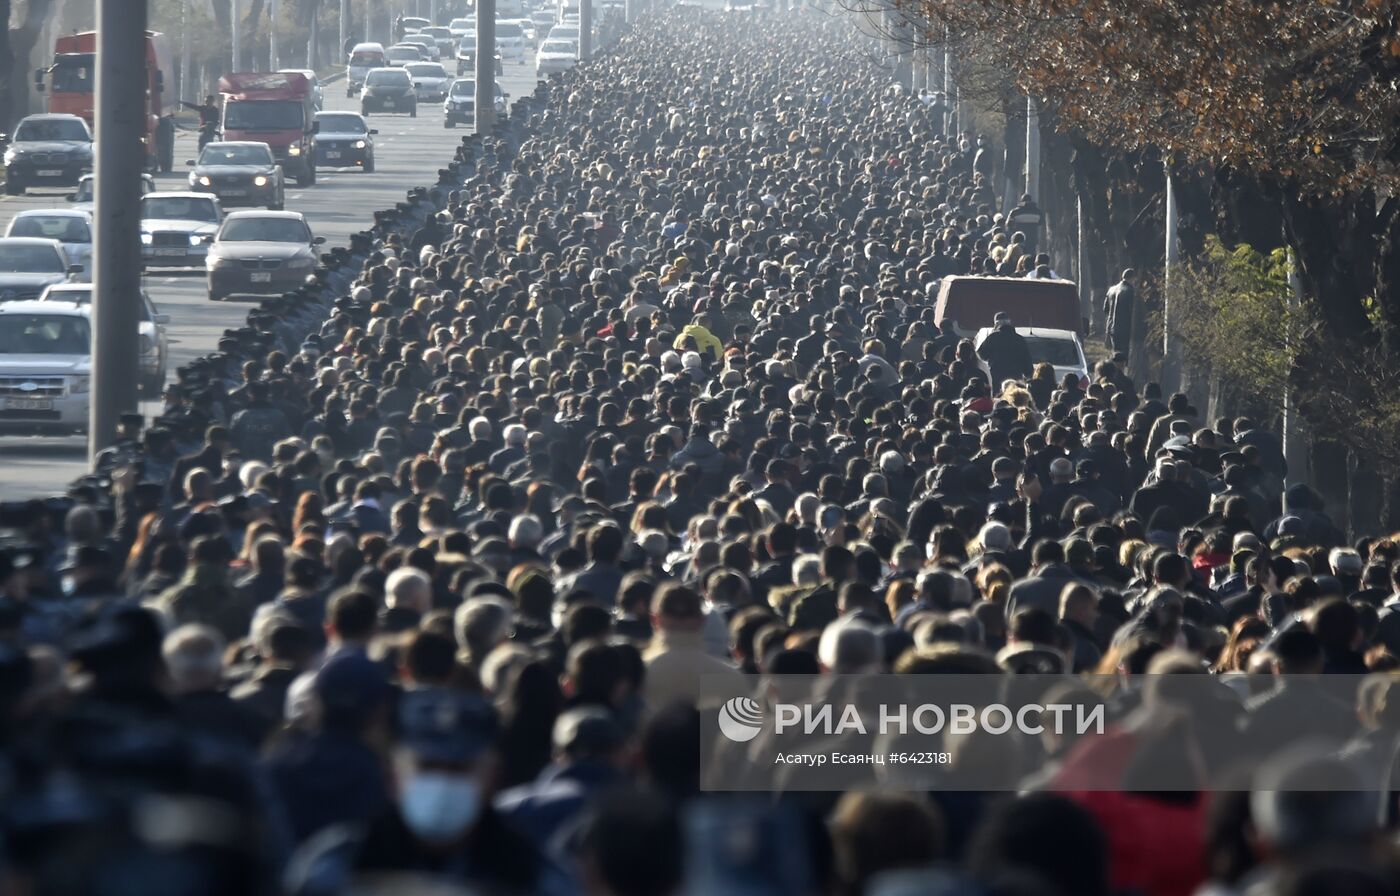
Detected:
left=60, top=575, right=77, bottom=597
left=399, top=771, right=481, bottom=843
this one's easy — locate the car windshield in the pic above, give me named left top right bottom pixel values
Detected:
left=406, top=63, right=447, bottom=78
left=450, top=18, right=472, bottom=30
left=386, top=48, right=420, bottom=61
left=316, top=113, right=366, bottom=134
left=449, top=80, right=476, bottom=97
left=219, top=217, right=309, bottom=243
left=14, top=118, right=90, bottom=142
left=542, top=40, right=575, bottom=53
left=52, top=54, right=95, bottom=93
left=553, top=26, right=579, bottom=37
left=223, top=100, right=304, bottom=131
left=39, top=289, right=155, bottom=321
left=458, top=36, right=477, bottom=50
left=367, top=70, right=411, bottom=86
left=0, top=244, right=64, bottom=272
left=200, top=144, right=272, bottom=166
left=8, top=216, right=89, bottom=244
left=0, top=314, right=89, bottom=354
left=1023, top=336, right=1082, bottom=366
left=142, top=196, right=219, bottom=223
left=350, top=50, right=385, bottom=66
left=497, top=23, right=523, bottom=37
left=424, top=28, right=451, bottom=38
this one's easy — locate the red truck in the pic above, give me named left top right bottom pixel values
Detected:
left=36, top=30, right=177, bottom=173
left=217, top=72, right=317, bottom=187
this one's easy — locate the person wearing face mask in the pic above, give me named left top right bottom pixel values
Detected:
left=302, top=688, right=566, bottom=895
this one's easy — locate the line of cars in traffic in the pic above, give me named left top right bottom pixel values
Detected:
left=0, top=1, right=583, bottom=434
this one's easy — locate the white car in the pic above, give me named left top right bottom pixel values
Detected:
left=278, top=68, right=323, bottom=110
left=68, top=172, right=156, bottom=214
left=536, top=38, right=577, bottom=76
left=448, top=17, right=475, bottom=38
left=399, top=34, right=441, bottom=61
left=5, top=210, right=93, bottom=279
left=549, top=23, right=580, bottom=44
left=140, top=192, right=223, bottom=268
left=385, top=44, right=425, bottom=66
left=530, top=10, right=556, bottom=42
left=38, top=283, right=170, bottom=396
left=0, top=237, right=82, bottom=303
left=495, top=20, right=527, bottom=62
left=405, top=61, right=452, bottom=102
left=973, top=326, right=1090, bottom=389
left=0, top=300, right=91, bottom=433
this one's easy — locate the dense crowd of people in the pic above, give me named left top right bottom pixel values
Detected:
left=1, top=6, right=1398, bottom=896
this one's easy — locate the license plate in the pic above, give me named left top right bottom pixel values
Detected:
left=222, top=188, right=247, bottom=197
left=250, top=272, right=271, bottom=282
left=6, top=398, right=52, bottom=410
left=37, top=169, right=62, bottom=177
left=154, top=248, right=186, bottom=256
left=325, top=151, right=341, bottom=159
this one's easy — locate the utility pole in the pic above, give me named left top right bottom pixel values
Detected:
left=1076, top=195, right=1090, bottom=327
left=270, top=0, right=280, bottom=71
left=1283, top=249, right=1309, bottom=486
left=475, top=0, right=496, bottom=135
left=90, top=0, right=147, bottom=456
left=180, top=0, right=191, bottom=101
left=580, top=0, right=592, bottom=60
left=1025, top=95, right=1039, bottom=200
left=430, top=0, right=438, bottom=24
left=1162, top=165, right=1181, bottom=393
left=231, top=0, right=242, bottom=72
left=340, top=0, right=348, bottom=64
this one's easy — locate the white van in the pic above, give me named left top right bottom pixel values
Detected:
left=347, top=42, right=387, bottom=96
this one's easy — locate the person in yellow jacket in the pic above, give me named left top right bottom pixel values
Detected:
left=674, top=313, right=722, bottom=361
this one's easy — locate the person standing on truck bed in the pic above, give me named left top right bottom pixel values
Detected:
left=977, top=311, right=1034, bottom=390
left=1007, top=193, right=1044, bottom=256
left=1102, top=268, right=1138, bottom=361
left=182, top=95, right=220, bottom=129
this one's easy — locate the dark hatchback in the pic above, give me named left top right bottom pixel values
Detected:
left=360, top=68, right=417, bottom=117
left=313, top=112, right=377, bottom=172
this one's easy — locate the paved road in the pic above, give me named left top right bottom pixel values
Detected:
left=0, top=59, right=545, bottom=499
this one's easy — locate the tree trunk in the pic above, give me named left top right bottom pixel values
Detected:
left=1280, top=193, right=1375, bottom=340
left=0, top=0, right=55, bottom=130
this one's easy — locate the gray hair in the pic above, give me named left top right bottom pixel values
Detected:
left=454, top=597, right=515, bottom=662
left=818, top=619, right=881, bottom=673
left=162, top=624, right=225, bottom=694
left=793, top=554, right=823, bottom=588
left=510, top=514, right=544, bottom=549
left=385, top=566, right=432, bottom=612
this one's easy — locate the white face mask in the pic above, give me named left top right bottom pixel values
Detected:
left=399, top=771, right=481, bottom=843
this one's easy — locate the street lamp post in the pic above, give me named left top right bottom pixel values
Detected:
left=90, top=0, right=147, bottom=455
left=475, top=0, right=496, bottom=135
left=232, top=0, right=242, bottom=71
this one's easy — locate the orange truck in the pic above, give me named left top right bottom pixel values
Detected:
left=217, top=72, right=318, bottom=187
left=35, top=30, right=177, bottom=173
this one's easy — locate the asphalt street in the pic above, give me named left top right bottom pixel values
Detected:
left=0, top=58, right=544, bottom=499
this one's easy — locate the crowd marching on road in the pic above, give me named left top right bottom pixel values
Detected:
left=1, top=6, right=1399, bottom=896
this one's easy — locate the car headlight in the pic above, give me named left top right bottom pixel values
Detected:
left=253, top=175, right=268, bottom=186
left=140, top=232, right=153, bottom=245
left=354, top=139, right=367, bottom=149
left=197, top=175, right=212, bottom=186
left=207, top=255, right=228, bottom=268
left=286, top=257, right=314, bottom=270
left=189, top=233, right=205, bottom=247
left=68, top=376, right=90, bottom=394
left=288, top=145, right=301, bottom=156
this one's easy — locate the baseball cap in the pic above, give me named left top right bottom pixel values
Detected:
left=398, top=689, right=499, bottom=764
